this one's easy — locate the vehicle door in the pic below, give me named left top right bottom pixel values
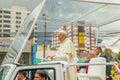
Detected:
left=10, top=63, right=64, bottom=80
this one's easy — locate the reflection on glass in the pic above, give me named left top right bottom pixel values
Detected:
left=2, top=0, right=46, bottom=64
left=40, top=0, right=120, bottom=27
left=0, top=66, right=10, bottom=80
left=2, top=18, right=35, bottom=64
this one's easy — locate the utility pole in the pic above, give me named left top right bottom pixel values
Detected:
left=43, top=13, right=46, bottom=59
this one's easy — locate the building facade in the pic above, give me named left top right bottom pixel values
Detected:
left=0, top=5, right=30, bottom=39
left=51, top=24, right=96, bottom=54
left=0, top=5, right=32, bottom=65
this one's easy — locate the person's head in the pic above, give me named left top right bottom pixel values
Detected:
left=58, top=30, right=67, bottom=42
left=34, top=70, right=48, bottom=80
left=87, top=53, right=95, bottom=60
left=17, top=71, right=27, bottom=80
left=95, top=47, right=102, bottom=55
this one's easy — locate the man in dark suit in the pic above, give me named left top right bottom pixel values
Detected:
left=95, top=47, right=112, bottom=80
left=17, top=71, right=30, bottom=80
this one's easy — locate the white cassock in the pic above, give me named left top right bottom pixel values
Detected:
left=54, top=38, right=77, bottom=80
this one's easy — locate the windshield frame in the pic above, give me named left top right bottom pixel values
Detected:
left=0, top=64, right=16, bottom=80
left=0, top=65, right=10, bottom=80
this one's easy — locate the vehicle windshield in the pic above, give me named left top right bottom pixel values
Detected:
left=0, top=66, right=10, bottom=80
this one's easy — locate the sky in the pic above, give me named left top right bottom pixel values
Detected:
left=1, top=0, right=120, bottom=10
left=0, top=0, right=40, bottom=10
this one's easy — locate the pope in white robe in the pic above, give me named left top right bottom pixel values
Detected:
left=54, top=29, right=78, bottom=80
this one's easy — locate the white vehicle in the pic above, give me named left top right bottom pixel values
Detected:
left=0, top=58, right=119, bottom=80
left=0, top=61, right=67, bottom=80
left=1, top=0, right=120, bottom=80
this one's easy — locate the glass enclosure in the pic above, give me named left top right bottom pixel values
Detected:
left=38, top=0, right=120, bottom=27
left=1, top=0, right=46, bottom=64
left=2, top=0, right=120, bottom=65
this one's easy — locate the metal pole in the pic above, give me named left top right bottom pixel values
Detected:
left=43, top=13, right=46, bottom=59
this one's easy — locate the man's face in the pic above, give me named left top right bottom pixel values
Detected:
left=88, top=53, right=95, bottom=60
left=34, top=73, right=45, bottom=80
left=17, top=73, right=23, bottom=80
left=58, top=33, right=63, bottom=42
left=95, top=48, right=100, bottom=55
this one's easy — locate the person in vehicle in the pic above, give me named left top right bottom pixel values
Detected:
left=55, top=29, right=78, bottom=80
left=95, top=46, right=112, bottom=80
left=46, top=29, right=78, bottom=80
left=34, top=70, right=48, bottom=80
left=55, top=29, right=78, bottom=62
left=85, top=52, right=95, bottom=73
left=77, top=51, right=95, bottom=73
left=16, top=71, right=29, bottom=80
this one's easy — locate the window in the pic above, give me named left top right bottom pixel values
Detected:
left=3, top=34, right=10, bottom=37
left=4, top=25, right=10, bottom=28
left=3, top=20, right=10, bottom=23
left=4, top=15, right=11, bottom=18
left=16, top=16, right=21, bottom=19
left=3, top=11, right=11, bottom=14
left=0, top=54, right=6, bottom=65
left=3, top=29, right=10, bottom=37
left=16, top=21, right=18, bottom=23
left=16, top=12, right=21, bottom=15
left=16, top=30, right=18, bottom=32
left=15, top=68, right=55, bottom=80
left=0, top=10, right=2, bottom=13
left=16, top=21, right=21, bottom=24
left=3, top=29, right=10, bottom=32
left=16, top=25, right=20, bottom=28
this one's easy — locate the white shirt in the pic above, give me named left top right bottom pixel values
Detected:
left=97, top=52, right=102, bottom=57
left=56, top=38, right=77, bottom=63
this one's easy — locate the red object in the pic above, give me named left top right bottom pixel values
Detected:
left=86, top=66, right=89, bottom=73
left=0, top=40, right=3, bottom=44
left=42, top=13, right=46, bottom=16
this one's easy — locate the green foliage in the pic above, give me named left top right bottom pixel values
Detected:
left=115, top=52, right=120, bottom=63
left=102, top=48, right=113, bottom=61
left=103, top=48, right=113, bottom=56
left=117, top=52, right=120, bottom=59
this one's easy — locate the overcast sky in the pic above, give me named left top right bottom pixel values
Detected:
left=0, top=0, right=40, bottom=10
left=1, top=0, right=120, bottom=10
